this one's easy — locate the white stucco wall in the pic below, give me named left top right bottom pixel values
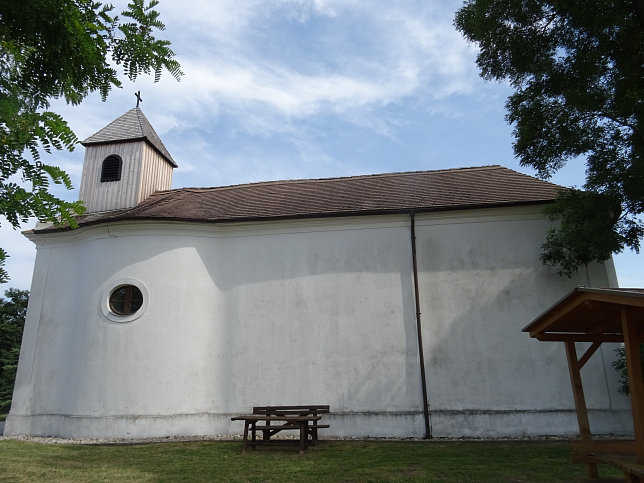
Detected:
left=5, top=206, right=632, bottom=439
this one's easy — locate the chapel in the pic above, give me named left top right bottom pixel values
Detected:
left=5, top=108, right=633, bottom=439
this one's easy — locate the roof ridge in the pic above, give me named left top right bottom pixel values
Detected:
left=134, top=108, right=146, bottom=138
left=131, top=108, right=177, bottom=167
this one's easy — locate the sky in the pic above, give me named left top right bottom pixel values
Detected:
left=1, top=0, right=642, bottom=290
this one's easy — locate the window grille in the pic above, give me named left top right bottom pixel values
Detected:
left=109, top=285, right=143, bottom=315
left=101, top=154, right=123, bottom=182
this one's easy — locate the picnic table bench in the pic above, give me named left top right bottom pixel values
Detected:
left=231, top=405, right=330, bottom=454
left=570, top=439, right=644, bottom=481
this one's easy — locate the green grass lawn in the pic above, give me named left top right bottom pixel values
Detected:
left=0, top=439, right=623, bottom=482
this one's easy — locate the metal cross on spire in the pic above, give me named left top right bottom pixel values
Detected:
left=135, top=91, right=142, bottom=108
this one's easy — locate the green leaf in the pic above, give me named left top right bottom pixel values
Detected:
left=0, top=0, right=181, bottom=282
left=455, top=0, right=644, bottom=275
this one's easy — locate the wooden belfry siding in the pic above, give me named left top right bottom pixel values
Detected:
left=79, top=141, right=173, bottom=213
left=79, top=142, right=143, bottom=212
left=139, top=143, right=173, bottom=204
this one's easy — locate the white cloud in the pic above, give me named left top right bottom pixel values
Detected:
left=131, top=0, right=483, bottom=128
left=276, top=0, right=339, bottom=22
left=72, top=0, right=494, bottom=189
left=7, top=1, right=644, bottom=289
left=46, top=0, right=492, bottom=182
left=0, top=217, right=36, bottom=290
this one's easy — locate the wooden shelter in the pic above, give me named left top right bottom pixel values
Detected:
left=524, top=287, right=644, bottom=480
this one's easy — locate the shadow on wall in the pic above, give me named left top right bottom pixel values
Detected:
left=414, top=215, right=629, bottom=435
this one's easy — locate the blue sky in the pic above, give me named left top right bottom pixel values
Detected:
left=1, top=0, right=642, bottom=289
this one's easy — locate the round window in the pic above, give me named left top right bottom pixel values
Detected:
left=109, top=285, right=143, bottom=315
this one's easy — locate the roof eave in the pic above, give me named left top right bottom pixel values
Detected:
left=30, top=199, right=554, bottom=235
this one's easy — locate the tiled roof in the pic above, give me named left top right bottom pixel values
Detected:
left=81, top=108, right=177, bottom=167
left=36, top=165, right=560, bottom=232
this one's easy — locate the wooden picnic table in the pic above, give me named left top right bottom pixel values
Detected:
left=231, top=414, right=321, bottom=454
left=231, top=405, right=330, bottom=454
left=253, top=405, right=330, bottom=446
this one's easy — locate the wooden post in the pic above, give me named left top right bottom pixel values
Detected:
left=621, top=308, right=644, bottom=464
left=299, top=421, right=306, bottom=455
left=242, top=420, right=250, bottom=453
left=565, top=340, right=598, bottom=478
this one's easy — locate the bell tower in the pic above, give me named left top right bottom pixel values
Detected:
left=78, top=107, right=177, bottom=213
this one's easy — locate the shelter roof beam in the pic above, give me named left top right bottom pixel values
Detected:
left=578, top=341, right=602, bottom=369
left=536, top=333, right=623, bottom=343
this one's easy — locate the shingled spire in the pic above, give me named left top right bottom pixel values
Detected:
left=81, top=107, right=177, bottom=167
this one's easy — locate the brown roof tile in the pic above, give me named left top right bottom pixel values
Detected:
left=36, top=165, right=561, bottom=232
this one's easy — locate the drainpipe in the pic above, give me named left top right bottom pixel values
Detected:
left=410, top=211, right=432, bottom=439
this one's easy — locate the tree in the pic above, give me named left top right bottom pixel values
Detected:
left=0, top=0, right=182, bottom=283
left=612, top=345, right=644, bottom=395
left=0, top=288, right=28, bottom=415
left=454, top=0, right=644, bottom=277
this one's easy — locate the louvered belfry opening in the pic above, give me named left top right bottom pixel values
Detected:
left=100, top=154, right=123, bottom=182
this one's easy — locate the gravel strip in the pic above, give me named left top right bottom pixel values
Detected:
left=0, top=433, right=631, bottom=445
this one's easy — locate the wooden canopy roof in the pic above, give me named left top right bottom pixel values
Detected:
left=523, top=287, right=644, bottom=343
